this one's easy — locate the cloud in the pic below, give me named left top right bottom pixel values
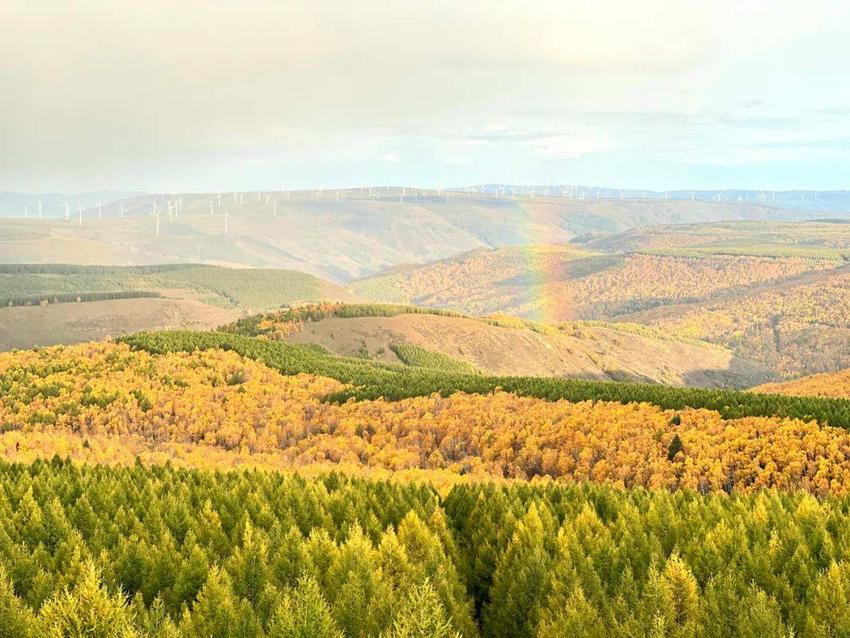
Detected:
left=1, top=0, right=850, bottom=190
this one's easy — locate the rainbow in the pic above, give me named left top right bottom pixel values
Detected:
left=516, top=194, right=574, bottom=325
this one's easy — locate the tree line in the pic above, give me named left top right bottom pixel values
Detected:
left=2, top=290, right=162, bottom=307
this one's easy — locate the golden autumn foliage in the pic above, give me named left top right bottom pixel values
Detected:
left=514, top=253, right=836, bottom=319
left=352, top=248, right=836, bottom=321
left=754, top=368, right=850, bottom=399
left=4, top=342, right=850, bottom=494
left=664, top=270, right=850, bottom=377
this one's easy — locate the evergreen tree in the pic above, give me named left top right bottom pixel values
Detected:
left=383, top=580, right=460, bottom=638
left=535, top=587, right=606, bottom=638
left=807, top=562, right=850, bottom=637
left=325, top=525, right=393, bottom=637
left=177, top=567, right=261, bottom=638
left=642, top=555, right=700, bottom=638
left=268, top=575, right=343, bottom=638
left=483, top=505, right=554, bottom=638
left=0, top=566, right=34, bottom=638
left=35, top=561, right=139, bottom=638
left=736, top=587, right=792, bottom=638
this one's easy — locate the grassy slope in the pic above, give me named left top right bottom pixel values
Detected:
left=233, top=303, right=769, bottom=388
left=0, top=264, right=357, bottom=351
left=0, top=297, right=239, bottom=351
left=752, top=368, right=850, bottom=399
left=0, top=263, right=355, bottom=311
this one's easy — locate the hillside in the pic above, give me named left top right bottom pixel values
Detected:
left=350, top=243, right=841, bottom=321
left=223, top=303, right=770, bottom=388
left=0, top=264, right=355, bottom=350
left=350, top=222, right=850, bottom=378
left=0, top=190, right=794, bottom=281
left=752, top=368, right=850, bottom=399
left=630, top=266, right=850, bottom=378
left=574, top=219, right=850, bottom=256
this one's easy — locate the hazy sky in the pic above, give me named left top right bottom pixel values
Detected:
left=2, top=0, right=850, bottom=193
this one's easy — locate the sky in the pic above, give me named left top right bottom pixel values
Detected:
left=2, top=0, right=850, bottom=194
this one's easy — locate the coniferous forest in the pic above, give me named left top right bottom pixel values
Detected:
left=3, top=459, right=850, bottom=637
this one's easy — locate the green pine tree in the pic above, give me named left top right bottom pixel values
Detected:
left=382, top=580, right=459, bottom=638
left=268, top=574, right=343, bottom=638
left=0, top=566, right=34, bottom=638
left=35, top=561, right=139, bottom=638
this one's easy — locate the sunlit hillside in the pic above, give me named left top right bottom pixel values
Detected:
left=351, top=243, right=842, bottom=321
left=0, top=264, right=356, bottom=350
left=3, top=338, right=850, bottom=494
left=223, top=303, right=770, bottom=387
left=753, top=368, right=850, bottom=399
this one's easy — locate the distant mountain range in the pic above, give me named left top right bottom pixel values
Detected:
left=0, top=188, right=838, bottom=280
left=471, top=185, right=850, bottom=214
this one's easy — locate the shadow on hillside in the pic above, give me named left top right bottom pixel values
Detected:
left=680, top=355, right=776, bottom=389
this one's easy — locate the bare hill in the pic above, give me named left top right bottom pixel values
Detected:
left=275, top=310, right=770, bottom=388
left=0, top=297, right=238, bottom=351
left=751, top=369, right=850, bottom=399
left=0, top=264, right=357, bottom=351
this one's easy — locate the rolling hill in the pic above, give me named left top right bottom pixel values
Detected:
left=221, top=303, right=772, bottom=388
left=349, top=222, right=850, bottom=379
left=0, top=189, right=799, bottom=281
left=0, top=264, right=356, bottom=350
left=752, top=368, right=850, bottom=399
left=350, top=242, right=842, bottom=321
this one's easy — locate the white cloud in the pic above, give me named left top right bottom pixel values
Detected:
left=1, top=0, right=849, bottom=190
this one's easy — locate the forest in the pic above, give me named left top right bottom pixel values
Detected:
left=2, top=459, right=849, bottom=637
left=6, top=341, right=850, bottom=493
left=119, top=330, right=850, bottom=428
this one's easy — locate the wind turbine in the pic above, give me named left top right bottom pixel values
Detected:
left=23, top=205, right=28, bottom=218
left=97, top=202, right=103, bottom=220
left=210, top=200, right=215, bottom=216
left=152, top=208, right=161, bottom=236
left=64, top=201, right=70, bottom=222
left=272, top=199, right=278, bottom=217
left=223, top=211, right=231, bottom=236
left=119, top=204, right=125, bottom=219
left=77, top=204, right=83, bottom=226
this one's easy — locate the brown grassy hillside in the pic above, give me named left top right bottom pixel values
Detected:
left=241, top=305, right=771, bottom=388
left=752, top=369, right=850, bottom=399
left=0, top=297, right=238, bottom=350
